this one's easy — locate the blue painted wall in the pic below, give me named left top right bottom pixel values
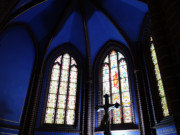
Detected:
left=34, top=131, right=79, bottom=135
left=0, top=127, right=19, bottom=135
left=96, top=0, right=148, bottom=42
left=87, top=10, right=128, bottom=68
left=0, top=25, right=35, bottom=126
left=46, top=11, right=86, bottom=59
left=3, top=0, right=149, bottom=134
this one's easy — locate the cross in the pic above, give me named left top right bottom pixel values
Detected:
left=95, top=94, right=120, bottom=135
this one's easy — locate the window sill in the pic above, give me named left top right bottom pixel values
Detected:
left=153, top=115, right=174, bottom=129
left=95, top=129, right=139, bottom=134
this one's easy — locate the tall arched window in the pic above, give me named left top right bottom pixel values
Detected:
left=43, top=53, right=79, bottom=126
left=102, top=50, right=133, bottom=124
left=149, top=37, right=169, bottom=117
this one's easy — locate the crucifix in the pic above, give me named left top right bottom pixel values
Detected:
left=95, top=94, right=120, bottom=135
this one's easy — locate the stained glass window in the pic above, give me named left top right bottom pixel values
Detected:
left=44, top=53, right=78, bottom=125
left=102, top=51, right=133, bottom=124
left=150, top=37, right=169, bottom=117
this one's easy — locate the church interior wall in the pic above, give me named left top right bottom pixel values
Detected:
left=1, top=0, right=180, bottom=135
left=0, top=24, right=35, bottom=132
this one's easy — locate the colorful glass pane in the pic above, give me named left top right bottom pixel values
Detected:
left=151, top=50, right=158, bottom=64
left=69, top=83, right=77, bottom=95
left=120, top=63, right=128, bottom=79
left=66, top=110, right=75, bottom=125
left=121, top=78, right=129, bottom=92
left=51, top=67, right=60, bottom=81
left=118, top=52, right=124, bottom=60
left=150, top=36, right=153, bottom=42
left=150, top=42, right=169, bottom=117
left=61, top=70, right=69, bottom=82
left=161, top=97, right=169, bottom=117
left=122, top=92, right=130, bottom=106
left=104, top=56, right=109, bottom=63
left=71, top=66, right=77, bottom=72
left=55, top=56, right=62, bottom=63
left=123, top=107, right=132, bottom=123
left=68, top=96, right=76, bottom=109
left=110, top=51, right=116, bottom=56
left=64, top=53, right=70, bottom=59
left=103, top=81, right=110, bottom=95
left=57, top=95, right=66, bottom=109
left=111, top=80, right=119, bottom=93
left=158, top=81, right=165, bottom=97
left=102, top=51, right=132, bottom=124
left=62, top=58, right=70, bottom=70
left=110, top=53, right=117, bottom=69
left=53, top=64, right=60, bottom=69
left=154, top=64, right=161, bottom=80
left=59, top=82, right=67, bottom=94
left=47, top=94, right=56, bottom=108
left=45, top=108, right=55, bottom=123
left=70, top=71, right=77, bottom=83
left=111, top=68, right=119, bottom=80
left=49, top=81, right=58, bottom=94
left=112, top=93, right=120, bottom=104
left=120, top=60, right=126, bottom=66
left=71, top=58, right=77, bottom=65
left=103, top=64, right=109, bottom=82
left=56, top=109, right=65, bottom=124
left=113, top=109, right=121, bottom=124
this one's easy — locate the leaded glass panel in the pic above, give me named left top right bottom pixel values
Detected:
left=71, top=58, right=77, bottom=65
left=113, top=109, right=121, bottom=124
left=69, top=83, right=77, bottom=95
left=47, top=94, right=57, bottom=108
left=122, top=92, right=130, bottom=106
left=104, top=56, right=109, bottom=63
left=150, top=37, right=169, bottom=117
left=66, top=110, right=75, bottom=125
left=55, top=56, right=62, bottom=63
left=44, top=53, right=78, bottom=125
left=45, top=108, right=55, bottom=124
left=102, top=50, right=133, bottom=124
left=56, top=109, right=65, bottom=124
left=59, top=82, right=67, bottom=95
left=123, top=107, right=132, bottom=123
left=57, top=95, right=66, bottom=109
left=49, top=81, right=58, bottom=94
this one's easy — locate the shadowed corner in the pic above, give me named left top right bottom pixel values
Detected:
left=0, top=100, right=13, bottom=121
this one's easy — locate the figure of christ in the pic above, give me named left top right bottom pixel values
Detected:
left=96, top=94, right=120, bottom=135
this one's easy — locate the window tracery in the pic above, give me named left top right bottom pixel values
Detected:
left=44, top=53, right=79, bottom=125
left=102, top=50, right=133, bottom=124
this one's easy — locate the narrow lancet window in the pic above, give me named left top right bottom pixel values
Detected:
left=102, top=51, right=133, bottom=124
left=150, top=37, right=169, bottom=117
left=44, top=53, right=78, bottom=125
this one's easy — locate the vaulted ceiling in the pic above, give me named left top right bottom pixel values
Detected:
left=7, top=0, right=148, bottom=63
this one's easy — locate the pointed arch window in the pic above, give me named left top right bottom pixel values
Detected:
left=44, top=53, right=79, bottom=125
left=149, top=37, right=169, bottom=117
left=102, top=50, right=133, bottom=124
